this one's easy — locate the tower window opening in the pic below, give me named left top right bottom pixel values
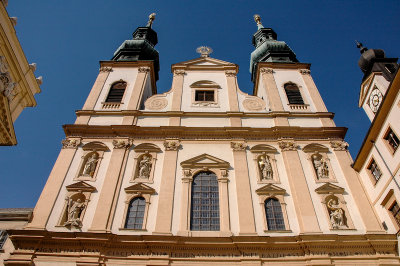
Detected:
left=0, top=230, right=8, bottom=249
left=385, top=64, right=396, bottom=74
left=195, top=90, right=214, bottom=102
left=105, top=81, right=127, bottom=103
left=384, top=128, right=399, bottom=152
left=368, top=159, right=382, bottom=182
left=284, top=83, right=304, bottom=105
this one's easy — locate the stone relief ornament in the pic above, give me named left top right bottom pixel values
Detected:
left=0, top=56, right=16, bottom=100
left=138, top=67, right=150, bottom=73
left=327, top=197, right=347, bottom=229
left=330, top=140, right=349, bottom=151
left=82, top=153, right=99, bottom=177
left=64, top=197, right=86, bottom=227
left=138, top=154, right=152, bottom=179
left=258, top=155, right=273, bottom=180
left=173, top=69, right=186, bottom=76
left=299, top=69, right=311, bottom=75
left=311, top=152, right=329, bottom=179
left=61, top=138, right=81, bottom=149
left=225, top=70, right=237, bottom=77
left=164, top=140, right=180, bottom=151
left=144, top=95, right=168, bottom=110
left=278, top=141, right=297, bottom=151
left=260, top=68, right=274, bottom=74
left=231, top=141, right=247, bottom=151
left=243, top=97, right=266, bottom=111
left=112, top=139, right=131, bottom=149
left=99, top=66, right=113, bottom=72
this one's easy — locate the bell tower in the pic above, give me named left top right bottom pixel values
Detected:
left=356, top=41, right=399, bottom=121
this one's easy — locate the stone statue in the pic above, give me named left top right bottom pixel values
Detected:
left=312, top=153, right=329, bottom=179
left=82, top=153, right=99, bottom=177
left=327, top=198, right=345, bottom=229
left=258, top=155, right=273, bottom=180
left=138, top=154, right=152, bottom=179
left=64, top=198, right=86, bottom=227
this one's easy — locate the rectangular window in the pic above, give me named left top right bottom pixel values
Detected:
left=195, top=90, right=214, bottom=102
left=390, top=201, right=400, bottom=226
left=0, top=230, right=8, bottom=249
left=384, top=128, right=399, bottom=153
left=368, top=159, right=382, bottom=182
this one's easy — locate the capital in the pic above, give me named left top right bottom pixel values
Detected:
left=278, top=140, right=298, bottom=151
left=61, top=138, right=81, bottom=149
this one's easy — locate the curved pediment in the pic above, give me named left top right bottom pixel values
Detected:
left=190, top=80, right=220, bottom=88
left=302, top=143, right=329, bottom=153
left=133, top=143, right=162, bottom=153
left=82, top=141, right=109, bottom=151
left=250, top=144, right=277, bottom=153
left=180, top=153, right=230, bottom=169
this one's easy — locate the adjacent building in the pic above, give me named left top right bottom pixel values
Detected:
left=352, top=42, right=400, bottom=233
left=5, top=15, right=400, bottom=265
left=0, top=0, right=42, bottom=145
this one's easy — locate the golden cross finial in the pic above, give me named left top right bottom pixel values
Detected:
left=253, top=14, right=264, bottom=29
left=146, top=13, right=156, bottom=28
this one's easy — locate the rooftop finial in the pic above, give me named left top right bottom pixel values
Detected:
left=196, top=46, right=213, bottom=57
left=253, top=14, right=264, bottom=30
left=146, top=13, right=156, bottom=28
left=355, top=40, right=368, bottom=54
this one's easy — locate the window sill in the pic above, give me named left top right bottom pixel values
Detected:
left=264, top=229, right=292, bottom=233
left=177, top=230, right=232, bottom=237
left=119, top=228, right=147, bottom=232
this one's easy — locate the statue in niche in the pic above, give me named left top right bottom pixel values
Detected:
left=258, top=155, right=273, bottom=180
left=327, top=198, right=346, bottom=229
left=82, top=153, right=99, bottom=177
left=64, top=197, right=86, bottom=227
left=312, top=152, right=329, bottom=179
left=138, top=154, right=152, bottom=179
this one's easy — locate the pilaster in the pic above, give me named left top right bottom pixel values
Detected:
left=153, top=139, right=180, bottom=235
left=168, top=70, right=185, bottom=126
left=279, top=140, right=321, bottom=233
left=225, top=70, right=242, bottom=127
left=88, top=139, right=131, bottom=232
left=26, top=138, right=81, bottom=229
left=122, top=67, right=150, bottom=125
left=231, top=141, right=256, bottom=235
left=330, top=140, right=384, bottom=233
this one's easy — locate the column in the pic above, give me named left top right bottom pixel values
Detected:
left=88, top=139, right=131, bottom=232
left=330, top=140, right=384, bottom=233
left=260, top=68, right=289, bottom=126
left=231, top=141, right=257, bottom=235
left=279, top=140, right=321, bottom=233
left=169, top=69, right=185, bottom=126
left=26, top=138, right=80, bottom=229
left=153, top=140, right=180, bottom=235
left=225, top=70, right=242, bottom=127
left=122, top=67, right=150, bottom=125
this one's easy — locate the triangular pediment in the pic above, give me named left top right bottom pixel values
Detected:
left=181, top=153, right=230, bottom=169
left=315, top=183, right=344, bottom=194
left=175, top=56, right=236, bottom=67
left=66, top=181, right=96, bottom=192
left=255, top=184, right=286, bottom=195
left=0, top=94, right=16, bottom=145
left=125, top=183, right=155, bottom=194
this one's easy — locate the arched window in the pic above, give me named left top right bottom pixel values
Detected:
left=190, top=171, right=220, bottom=231
left=125, top=197, right=146, bottom=229
left=284, top=82, right=304, bottom=105
left=105, top=81, right=127, bottom=103
left=264, top=198, right=285, bottom=230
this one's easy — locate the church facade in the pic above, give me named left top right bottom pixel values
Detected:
left=5, top=15, right=400, bottom=265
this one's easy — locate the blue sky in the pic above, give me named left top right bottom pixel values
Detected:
left=1, top=0, right=399, bottom=207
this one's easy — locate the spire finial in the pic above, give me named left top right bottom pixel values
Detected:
left=355, top=40, right=368, bottom=54
left=253, top=14, right=264, bottom=30
left=196, top=46, right=213, bottom=57
left=146, top=13, right=156, bottom=28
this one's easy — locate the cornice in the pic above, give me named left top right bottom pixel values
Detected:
left=353, top=70, right=400, bottom=171
left=63, top=125, right=347, bottom=141
left=75, top=110, right=335, bottom=119
left=7, top=230, right=399, bottom=260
